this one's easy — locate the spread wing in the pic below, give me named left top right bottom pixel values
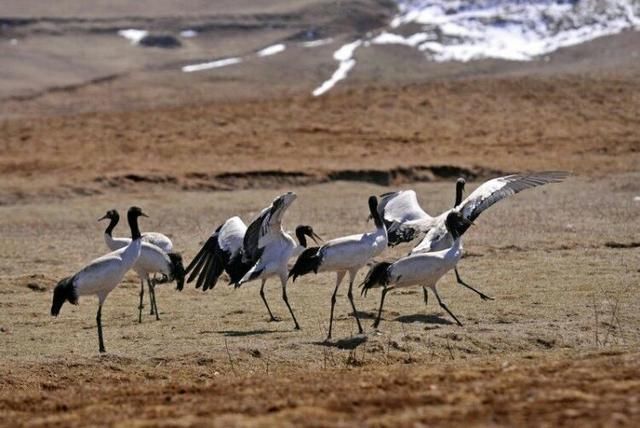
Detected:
left=185, top=216, right=247, bottom=291
left=242, top=193, right=295, bottom=263
left=242, top=206, right=270, bottom=265
left=377, top=190, right=435, bottom=246
left=454, top=171, right=569, bottom=235
left=409, top=172, right=568, bottom=254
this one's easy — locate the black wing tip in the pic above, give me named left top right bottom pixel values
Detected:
left=379, top=191, right=400, bottom=198
left=514, top=170, right=570, bottom=183
left=185, top=234, right=219, bottom=278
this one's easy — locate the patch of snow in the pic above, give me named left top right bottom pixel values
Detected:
left=118, top=29, right=148, bottom=45
left=182, top=57, right=242, bottom=72
left=312, top=40, right=362, bottom=96
left=180, top=30, right=198, bottom=38
left=301, top=38, right=333, bottom=48
left=333, top=40, right=362, bottom=62
left=9, top=38, right=18, bottom=46
left=634, top=196, right=640, bottom=202
left=383, top=0, right=640, bottom=62
left=312, top=59, right=357, bottom=97
left=257, top=43, right=286, bottom=57
left=372, top=31, right=431, bottom=47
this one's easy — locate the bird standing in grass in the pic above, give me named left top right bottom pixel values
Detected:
left=361, top=211, right=469, bottom=328
left=365, top=171, right=568, bottom=328
left=98, top=209, right=184, bottom=322
left=378, top=172, right=568, bottom=302
left=186, top=192, right=320, bottom=329
left=51, top=206, right=147, bottom=353
left=289, top=196, right=387, bottom=340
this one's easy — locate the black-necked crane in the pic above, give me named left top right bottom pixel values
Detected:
left=185, top=192, right=320, bottom=330
left=51, top=206, right=148, bottom=353
left=361, top=211, right=469, bottom=329
left=289, top=196, right=387, bottom=340
left=378, top=172, right=568, bottom=302
left=99, top=208, right=172, bottom=251
left=365, top=171, right=568, bottom=328
left=98, top=209, right=185, bottom=322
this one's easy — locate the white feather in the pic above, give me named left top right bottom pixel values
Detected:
left=75, top=239, right=142, bottom=303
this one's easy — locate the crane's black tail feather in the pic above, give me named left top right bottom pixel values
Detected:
left=288, top=247, right=321, bottom=282
left=360, top=262, right=391, bottom=297
left=226, top=253, right=254, bottom=286
left=51, top=276, right=78, bottom=316
left=168, top=252, right=185, bottom=291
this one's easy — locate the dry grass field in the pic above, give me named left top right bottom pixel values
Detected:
left=2, top=1, right=640, bottom=425
left=1, top=173, right=640, bottom=426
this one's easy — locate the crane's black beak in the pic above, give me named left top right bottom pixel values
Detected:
left=97, top=214, right=109, bottom=221
left=310, top=231, right=323, bottom=245
left=140, top=212, right=149, bottom=218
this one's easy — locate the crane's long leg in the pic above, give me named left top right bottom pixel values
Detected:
left=259, top=279, right=278, bottom=322
left=422, top=286, right=429, bottom=306
left=455, top=268, right=494, bottom=301
left=327, top=271, right=346, bottom=340
left=150, top=278, right=160, bottom=321
left=280, top=276, right=300, bottom=330
left=138, top=279, right=144, bottom=323
left=432, top=286, right=463, bottom=327
left=97, top=304, right=105, bottom=353
left=373, top=286, right=394, bottom=329
left=347, top=270, right=364, bottom=335
left=149, top=275, right=156, bottom=316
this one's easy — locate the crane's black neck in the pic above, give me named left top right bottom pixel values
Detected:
left=445, top=211, right=471, bottom=240
left=454, top=179, right=465, bottom=207
left=369, top=196, right=383, bottom=229
left=128, top=211, right=142, bottom=240
left=295, top=228, right=308, bottom=248
left=105, top=213, right=119, bottom=236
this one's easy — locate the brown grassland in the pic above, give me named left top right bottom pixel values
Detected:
left=1, top=5, right=640, bottom=423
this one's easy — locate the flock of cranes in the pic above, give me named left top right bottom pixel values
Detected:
left=50, top=172, right=568, bottom=353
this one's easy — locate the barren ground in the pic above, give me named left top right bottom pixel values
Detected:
left=1, top=2, right=640, bottom=426
left=1, top=173, right=640, bottom=426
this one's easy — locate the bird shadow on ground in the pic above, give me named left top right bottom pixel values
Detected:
left=394, top=313, right=454, bottom=325
left=351, top=310, right=378, bottom=320
left=215, top=329, right=279, bottom=337
left=311, top=335, right=368, bottom=350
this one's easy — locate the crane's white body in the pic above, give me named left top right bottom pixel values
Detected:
left=289, top=195, right=388, bottom=338
left=233, top=192, right=303, bottom=329
left=104, top=234, right=173, bottom=278
left=74, top=239, right=142, bottom=303
left=185, top=194, right=317, bottom=330
left=385, top=240, right=462, bottom=289
left=52, top=207, right=147, bottom=354
left=104, top=232, right=172, bottom=253
left=240, top=232, right=297, bottom=284
left=365, top=238, right=465, bottom=328
left=317, top=229, right=387, bottom=273
left=238, top=193, right=299, bottom=286
left=102, top=216, right=179, bottom=322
